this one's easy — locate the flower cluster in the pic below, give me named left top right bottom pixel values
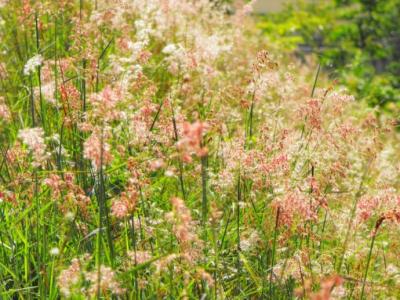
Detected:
left=111, top=185, right=138, bottom=219
left=83, top=130, right=113, bottom=170
left=86, top=265, right=125, bottom=296
left=58, top=255, right=124, bottom=298
left=57, top=257, right=83, bottom=298
left=18, top=127, right=48, bottom=167
left=23, top=54, right=43, bottom=75
left=0, top=97, right=10, bottom=122
left=165, top=197, right=203, bottom=260
left=272, top=189, right=319, bottom=230
left=43, top=173, right=91, bottom=217
left=177, top=121, right=209, bottom=163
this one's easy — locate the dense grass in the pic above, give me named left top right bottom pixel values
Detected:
left=0, top=1, right=399, bottom=299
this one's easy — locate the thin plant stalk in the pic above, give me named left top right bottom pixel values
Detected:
left=30, top=75, right=35, bottom=126
left=96, top=127, right=115, bottom=298
left=130, top=214, right=140, bottom=298
left=236, top=172, right=241, bottom=294
left=269, top=207, right=280, bottom=298
left=34, top=170, right=42, bottom=296
left=360, top=232, right=376, bottom=299
left=201, top=152, right=208, bottom=226
left=99, top=128, right=114, bottom=265
left=336, top=163, right=370, bottom=273
left=171, top=108, right=186, bottom=200
left=248, top=89, right=256, bottom=141
left=35, top=13, right=45, bottom=131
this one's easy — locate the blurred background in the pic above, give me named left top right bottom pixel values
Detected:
left=254, top=0, right=295, bottom=12
left=253, top=0, right=400, bottom=115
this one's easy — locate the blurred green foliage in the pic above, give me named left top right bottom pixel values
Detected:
left=258, top=0, right=400, bottom=112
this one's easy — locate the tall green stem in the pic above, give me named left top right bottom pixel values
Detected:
left=360, top=232, right=376, bottom=299
left=269, top=207, right=280, bottom=298
left=201, top=153, right=208, bottom=225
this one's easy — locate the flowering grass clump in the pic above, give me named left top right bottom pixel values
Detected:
left=0, top=0, right=399, bottom=299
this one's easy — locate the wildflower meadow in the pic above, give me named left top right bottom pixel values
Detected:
left=0, top=0, right=399, bottom=299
